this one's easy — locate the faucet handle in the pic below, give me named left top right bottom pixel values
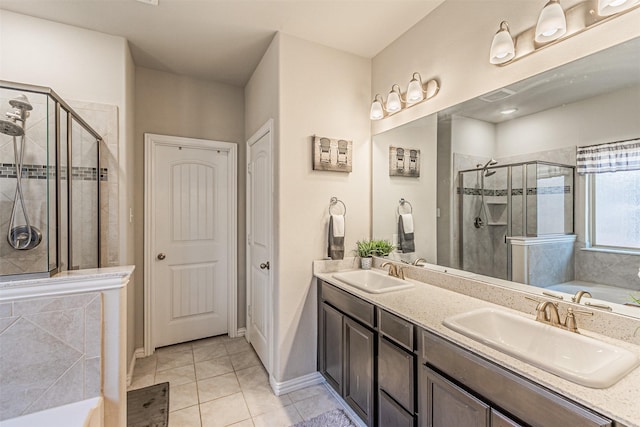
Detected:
left=564, top=308, right=593, bottom=333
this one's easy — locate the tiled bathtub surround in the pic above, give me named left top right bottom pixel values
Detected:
left=0, top=164, right=108, bottom=181
left=0, top=292, right=102, bottom=421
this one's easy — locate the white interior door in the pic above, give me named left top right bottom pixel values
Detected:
left=247, top=121, right=273, bottom=371
left=146, top=134, right=237, bottom=349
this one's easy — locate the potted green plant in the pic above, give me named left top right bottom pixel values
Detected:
left=356, top=239, right=375, bottom=270
left=371, top=239, right=395, bottom=257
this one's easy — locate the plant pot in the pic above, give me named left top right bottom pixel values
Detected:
left=360, top=257, right=372, bottom=270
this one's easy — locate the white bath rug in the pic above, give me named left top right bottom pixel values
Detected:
left=291, top=409, right=356, bottom=427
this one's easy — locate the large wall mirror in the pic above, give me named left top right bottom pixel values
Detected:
left=372, top=36, right=640, bottom=319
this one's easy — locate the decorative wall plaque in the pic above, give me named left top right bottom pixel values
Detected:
left=312, top=136, right=352, bottom=172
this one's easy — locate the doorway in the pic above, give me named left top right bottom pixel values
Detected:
left=144, top=133, right=237, bottom=353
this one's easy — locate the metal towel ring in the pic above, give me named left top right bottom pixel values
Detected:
left=329, top=197, right=347, bottom=216
left=397, top=198, right=413, bottom=215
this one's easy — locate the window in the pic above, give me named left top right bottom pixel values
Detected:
left=591, top=169, right=640, bottom=250
left=578, top=138, right=640, bottom=251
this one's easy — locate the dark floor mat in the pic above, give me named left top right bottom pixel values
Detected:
left=127, top=382, right=170, bottom=427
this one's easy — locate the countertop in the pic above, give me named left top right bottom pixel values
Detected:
left=315, top=266, right=640, bottom=427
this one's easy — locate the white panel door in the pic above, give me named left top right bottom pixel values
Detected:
left=152, top=142, right=229, bottom=348
left=247, top=123, right=272, bottom=370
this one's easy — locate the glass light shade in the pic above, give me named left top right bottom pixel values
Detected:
left=598, top=0, right=639, bottom=15
left=535, top=0, right=567, bottom=43
left=385, top=88, right=402, bottom=113
left=370, top=98, right=384, bottom=120
left=489, top=24, right=515, bottom=64
left=406, top=78, right=424, bottom=105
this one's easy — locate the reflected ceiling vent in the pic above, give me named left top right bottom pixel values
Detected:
left=136, top=0, right=159, bottom=5
left=479, top=88, right=517, bottom=103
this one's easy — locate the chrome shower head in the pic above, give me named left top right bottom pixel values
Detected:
left=9, top=94, right=33, bottom=111
left=0, top=119, right=24, bottom=136
left=482, top=158, right=498, bottom=169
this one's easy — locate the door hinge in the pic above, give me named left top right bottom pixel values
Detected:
left=248, top=305, right=251, bottom=316
left=247, top=163, right=253, bottom=174
left=247, top=234, right=252, bottom=245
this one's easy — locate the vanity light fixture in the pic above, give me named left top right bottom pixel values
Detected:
left=489, top=0, right=639, bottom=66
left=598, top=0, right=640, bottom=15
left=369, top=94, right=385, bottom=120
left=370, top=74, right=440, bottom=120
left=490, top=21, right=516, bottom=64
left=385, top=84, right=404, bottom=113
left=535, top=0, right=567, bottom=43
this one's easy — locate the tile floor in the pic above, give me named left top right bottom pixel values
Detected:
left=128, top=335, right=345, bottom=427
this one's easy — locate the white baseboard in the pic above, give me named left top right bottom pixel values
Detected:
left=126, top=347, right=146, bottom=386
left=269, top=371, right=324, bottom=396
left=323, top=381, right=367, bottom=427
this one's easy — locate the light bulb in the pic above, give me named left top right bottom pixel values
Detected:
left=385, top=85, right=402, bottom=113
left=489, top=22, right=515, bottom=65
left=598, top=0, right=639, bottom=15
left=406, top=73, right=425, bottom=105
left=535, top=0, right=567, bottom=43
left=369, top=97, right=384, bottom=120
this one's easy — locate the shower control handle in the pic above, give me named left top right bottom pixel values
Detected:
left=157, top=253, right=166, bottom=261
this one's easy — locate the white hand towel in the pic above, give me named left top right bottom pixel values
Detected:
left=401, top=214, right=414, bottom=233
left=331, top=214, right=345, bottom=237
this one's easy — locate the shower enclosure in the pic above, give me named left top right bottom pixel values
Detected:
left=458, top=161, right=574, bottom=282
left=0, top=81, right=102, bottom=280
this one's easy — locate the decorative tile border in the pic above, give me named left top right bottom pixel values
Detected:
left=458, top=186, right=570, bottom=196
left=0, top=163, right=107, bottom=181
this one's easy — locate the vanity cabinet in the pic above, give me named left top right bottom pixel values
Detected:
left=378, top=308, right=417, bottom=426
left=318, top=281, right=375, bottom=426
left=419, top=330, right=613, bottom=427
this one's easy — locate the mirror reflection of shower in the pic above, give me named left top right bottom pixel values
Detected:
left=473, top=159, right=498, bottom=229
left=0, top=94, right=42, bottom=250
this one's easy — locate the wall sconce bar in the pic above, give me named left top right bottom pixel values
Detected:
left=370, top=73, right=439, bottom=120
left=491, top=0, right=640, bottom=66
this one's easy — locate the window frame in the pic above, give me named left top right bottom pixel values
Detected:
left=587, top=171, right=640, bottom=253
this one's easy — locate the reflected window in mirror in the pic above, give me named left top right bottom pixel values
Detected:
left=590, top=169, right=640, bottom=251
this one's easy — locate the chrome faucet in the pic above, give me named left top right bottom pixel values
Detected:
left=572, top=290, right=592, bottom=304
left=412, top=258, right=427, bottom=266
left=381, top=262, right=405, bottom=279
left=528, top=297, right=593, bottom=333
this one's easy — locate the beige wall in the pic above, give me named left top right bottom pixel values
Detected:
left=134, top=67, right=245, bottom=349
left=371, top=1, right=640, bottom=136
left=372, top=115, right=438, bottom=264
left=0, top=10, right=137, bottom=363
left=245, top=33, right=371, bottom=383
left=276, top=34, right=371, bottom=382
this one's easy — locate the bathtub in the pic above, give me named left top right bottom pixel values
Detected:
left=0, top=397, right=103, bottom=427
left=545, top=280, right=639, bottom=305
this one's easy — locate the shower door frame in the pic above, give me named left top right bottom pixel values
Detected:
left=0, top=80, right=102, bottom=280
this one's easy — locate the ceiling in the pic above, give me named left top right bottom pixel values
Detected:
left=0, top=0, right=445, bottom=87
left=440, top=37, right=640, bottom=124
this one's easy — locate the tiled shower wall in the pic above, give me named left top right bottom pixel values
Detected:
left=0, top=292, right=102, bottom=421
left=0, top=92, right=119, bottom=277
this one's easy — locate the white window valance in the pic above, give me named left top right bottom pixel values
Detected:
left=576, top=138, right=640, bottom=174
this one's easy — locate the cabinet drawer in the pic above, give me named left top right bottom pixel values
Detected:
left=420, top=330, right=612, bottom=427
left=379, top=389, right=415, bottom=427
left=379, top=308, right=414, bottom=350
left=379, top=336, right=415, bottom=413
left=321, top=281, right=374, bottom=327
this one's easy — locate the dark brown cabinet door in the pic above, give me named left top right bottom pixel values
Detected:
left=491, top=410, right=525, bottom=427
left=420, top=366, right=490, bottom=427
left=320, top=302, right=343, bottom=394
left=344, top=317, right=375, bottom=426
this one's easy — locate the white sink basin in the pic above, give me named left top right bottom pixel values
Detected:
left=333, top=269, right=414, bottom=294
left=443, top=307, right=640, bottom=388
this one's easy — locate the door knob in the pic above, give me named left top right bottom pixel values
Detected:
left=157, top=253, right=166, bottom=260
left=260, top=261, right=270, bottom=270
